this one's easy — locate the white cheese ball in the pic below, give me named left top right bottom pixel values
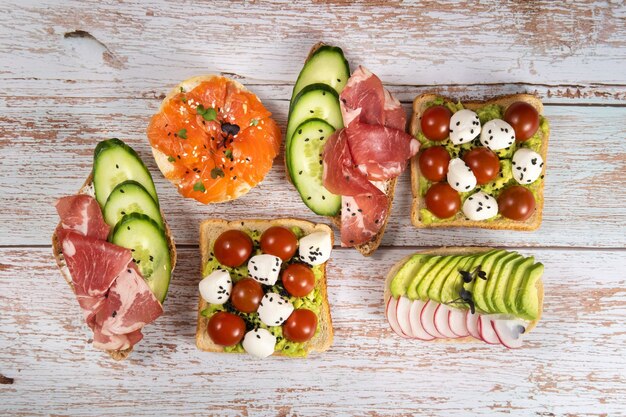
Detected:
left=242, top=328, right=276, bottom=359
left=198, top=270, right=232, bottom=305
left=298, top=231, right=332, bottom=266
left=480, top=119, right=516, bottom=150
left=257, top=293, right=294, bottom=326
left=248, top=254, right=282, bottom=286
left=512, top=148, right=544, bottom=185
left=462, top=191, right=499, bottom=221
left=447, top=158, right=477, bottom=193
left=449, top=109, right=481, bottom=145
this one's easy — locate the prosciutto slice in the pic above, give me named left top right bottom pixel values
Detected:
left=55, top=195, right=110, bottom=240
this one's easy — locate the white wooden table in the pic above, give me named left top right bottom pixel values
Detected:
left=1, top=1, right=625, bottom=415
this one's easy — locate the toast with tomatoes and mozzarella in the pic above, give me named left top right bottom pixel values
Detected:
left=285, top=43, right=418, bottom=256
left=52, top=139, right=176, bottom=360
left=410, top=94, right=549, bottom=230
left=196, top=219, right=333, bottom=358
left=384, top=247, right=543, bottom=348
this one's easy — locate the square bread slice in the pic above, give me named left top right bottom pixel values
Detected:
left=410, top=93, right=550, bottom=230
left=196, top=218, right=334, bottom=356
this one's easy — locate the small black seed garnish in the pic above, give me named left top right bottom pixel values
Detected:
left=112, top=311, right=117, bottom=318
left=115, top=164, right=119, bottom=169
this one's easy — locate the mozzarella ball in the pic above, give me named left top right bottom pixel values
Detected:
left=257, top=293, right=294, bottom=326
left=480, top=119, right=516, bottom=150
left=248, top=254, right=282, bottom=285
left=298, top=231, right=332, bottom=266
left=199, top=270, right=232, bottom=305
left=449, top=109, right=481, bottom=145
left=462, top=191, right=499, bottom=221
left=512, top=148, right=544, bottom=185
left=447, top=158, right=477, bottom=192
left=242, top=328, right=276, bottom=358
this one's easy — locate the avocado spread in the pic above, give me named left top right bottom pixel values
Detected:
left=417, top=98, right=549, bottom=224
left=201, top=227, right=324, bottom=357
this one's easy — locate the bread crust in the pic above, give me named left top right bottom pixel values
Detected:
left=195, top=218, right=334, bottom=356
left=51, top=174, right=177, bottom=361
left=410, top=93, right=550, bottom=230
left=383, top=247, right=543, bottom=343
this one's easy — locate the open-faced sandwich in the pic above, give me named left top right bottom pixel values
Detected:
left=196, top=219, right=333, bottom=358
left=52, top=139, right=176, bottom=360
left=147, top=75, right=281, bottom=204
left=410, top=94, right=549, bottom=229
left=285, top=43, right=419, bottom=255
left=385, top=248, right=544, bottom=348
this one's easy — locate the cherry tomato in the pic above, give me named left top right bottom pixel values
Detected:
left=425, top=183, right=461, bottom=219
left=260, top=226, right=298, bottom=261
left=419, top=146, right=451, bottom=182
left=463, top=147, right=500, bottom=185
left=281, top=264, right=315, bottom=297
left=283, top=309, right=317, bottom=343
left=230, top=278, right=264, bottom=313
left=213, top=230, right=253, bottom=267
left=498, top=186, right=536, bottom=221
left=421, top=105, right=451, bottom=141
left=207, top=311, right=246, bottom=346
left=504, top=101, right=540, bottom=142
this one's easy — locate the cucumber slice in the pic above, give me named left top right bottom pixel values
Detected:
left=288, top=119, right=341, bottom=215
left=103, top=180, right=163, bottom=229
left=93, top=138, right=158, bottom=207
left=285, top=84, right=343, bottom=164
left=111, top=213, right=171, bottom=302
left=290, top=45, right=350, bottom=110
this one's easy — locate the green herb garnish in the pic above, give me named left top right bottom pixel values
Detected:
left=211, top=167, right=225, bottom=179
left=193, top=181, right=206, bottom=192
left=225, top=149, right=233, bottom=159
left=197, top=104, right=217, bottom=121
left=177, top=128, right=187, bottom=139
left=181, top=96, right=187, bottom=103
left=167, top=156, right=176, bottom=163
left=250, top=119, right=259, bottom=126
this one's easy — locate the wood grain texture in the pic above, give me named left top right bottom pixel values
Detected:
left=0, top=247, right=625, bottom=416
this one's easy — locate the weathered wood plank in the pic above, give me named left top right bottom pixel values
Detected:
left=1, top=97, right=625, bottom=248
left=0, top=1, right=625, bottom=103
left=1, top=247, right=624, bottom=416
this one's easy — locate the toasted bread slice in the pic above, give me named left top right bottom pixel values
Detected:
left=410, top=93, right=550, bottom=230
left=285, top=42, right=397, bottom=257
left=383, top=247, right=543, bottom=343
left=51, top=174, right=177, bottom=361
left=196, top=218, right=333, bottom=356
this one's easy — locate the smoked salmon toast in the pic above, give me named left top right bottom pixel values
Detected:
left=147, top=75, right=281, bottom=204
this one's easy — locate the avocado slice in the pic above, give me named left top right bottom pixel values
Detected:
left=426, top=255, right=468, bottom=302
left=416, top=256, right=451, bottom=301
left=406, top=256, right=442, bottom=299
left=437, top=255, right=475, bottom=305
left=504, top=256, right=535, bottom=313
left=493, top=256, right=532, bottom=314
left=515, top=263, right=544, bottom=320
left=472, top=250, right=507, bottom=313
left=484, top=252, right=521, bottom=313
left=390, top=254, right=430, bottom=298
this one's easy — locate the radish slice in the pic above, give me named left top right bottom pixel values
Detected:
left=420, top=300, right=444, bottom=338
left=386, top=297, right=406, bottom=338
left=492, top=319, right=528, bottom=349
left=448, top=307, right=470, bottom=337
left=396, top=296, right=414, bottom=337
left=434, top=304, right=458, bottom=338
left=466, top=310, right=481, bottom=340
left=409, top=300, right=435, bottom=341
left=478, top=315, right=500, bottom=344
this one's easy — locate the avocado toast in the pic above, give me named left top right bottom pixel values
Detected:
left=384, top=247, right=544, bottom=348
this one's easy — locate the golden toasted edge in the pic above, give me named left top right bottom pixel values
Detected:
left=409, top=93, right=549, bottom=230
left=195, top=218, right=334, bottom=356
left=51, top=174, right=177, bottom=361
left=383, top=247, right=543, bottom=343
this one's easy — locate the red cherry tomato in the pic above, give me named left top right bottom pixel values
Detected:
left=419, top=146, right=451, bottom=182
left=207, top=311, right=246, bottom=346
left=283, top=309, right=317, bottom=343
left=230, top=278, right=264, bottom=313
left=498, top=186, right=536, bottom=221
left=213, top=230, right=253, bottom=267
left=260, top=226, right=298, bottom=261
left=504, top=101, right=540, bottom=142
left=421, top=105, right=451, bottom=141
left=281, top=264, right=315, bottom=297
left=425, top=183, right=461, bottom=219
left=463, top=147, right=500, bottom=185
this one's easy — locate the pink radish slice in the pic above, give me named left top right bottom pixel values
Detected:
left=448, top=308, right=470, bottom=337
left=396, top=296, right=414, bottom=337
left=492, top=319, right=527, bottom=349
left=478, top=316, right=500, bottom=344
left=434, top=304, right=458, bottom=338
left=466, top=310, right=482, bottom=340
left=386, top=297, right=406, bottom=338
left=420, top=300, right=445, bottom=338
left=409, top=300, right=435, bottom=341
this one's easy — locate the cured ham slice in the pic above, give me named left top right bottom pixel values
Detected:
left=341, top=194, right=388, bottom=246
left=55, top=195, right=110, bottom=240
left=93, top=327, right=144, bottom=351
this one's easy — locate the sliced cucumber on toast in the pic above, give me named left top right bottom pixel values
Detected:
left=103, top=180, right=163, bottom=229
